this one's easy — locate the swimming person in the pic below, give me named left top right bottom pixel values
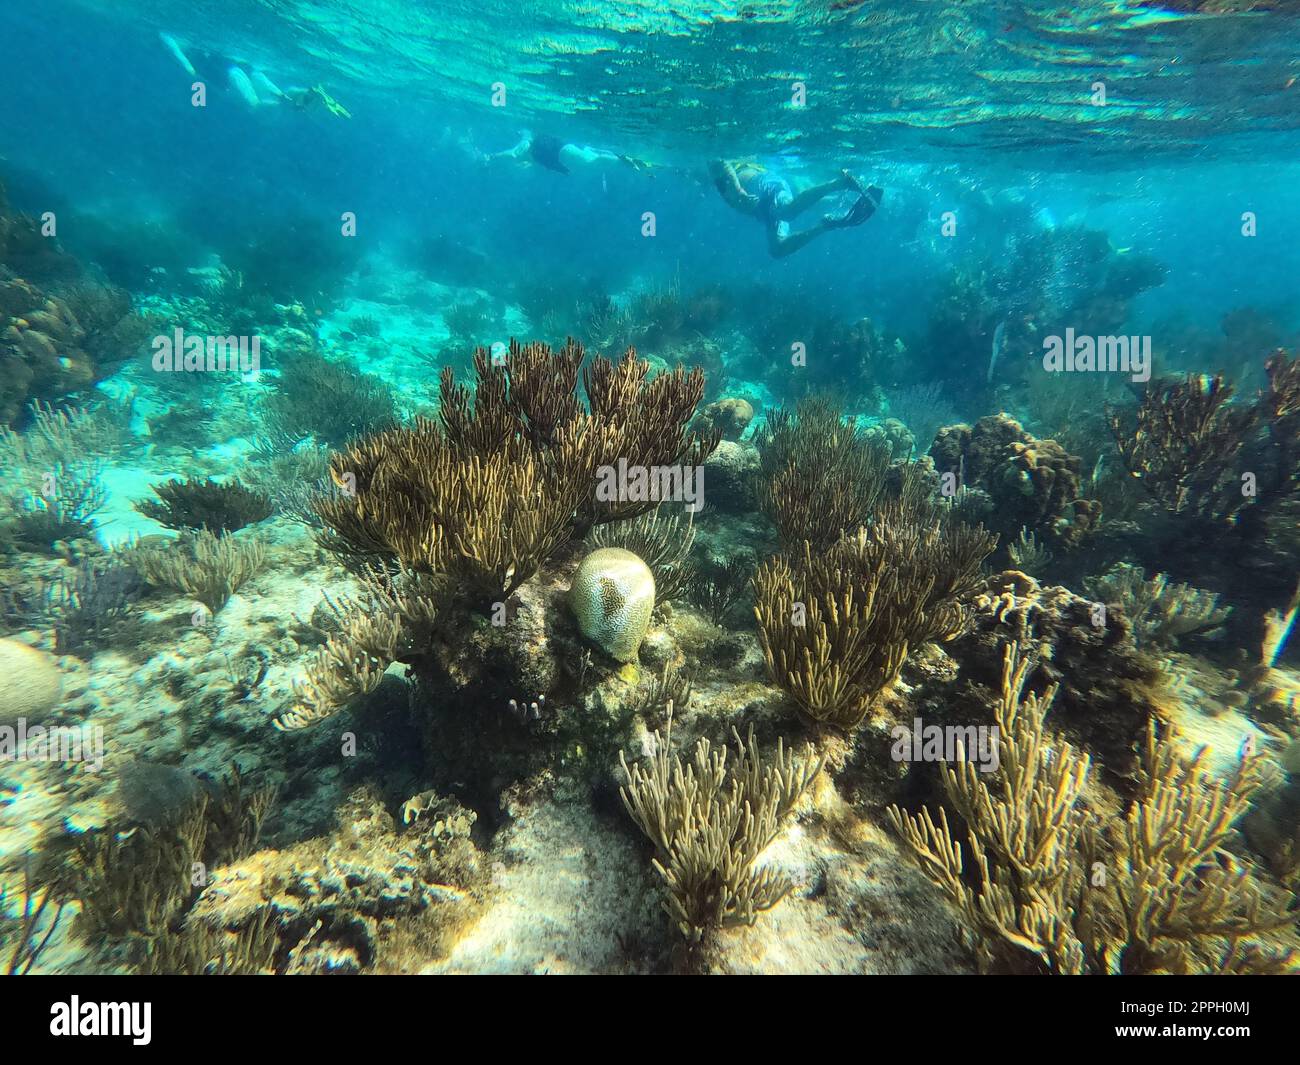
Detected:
left=485, top=131, right=651, bottom=174
left=709, top=159, right=882, bottom=259
left=160, top=32, right=350, bottom=117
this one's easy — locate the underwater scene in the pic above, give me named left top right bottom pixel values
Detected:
left=1, top=0, right=1299, bottom=982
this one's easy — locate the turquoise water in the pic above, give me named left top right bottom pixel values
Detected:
left=0, top=0, right=1298, bottom=976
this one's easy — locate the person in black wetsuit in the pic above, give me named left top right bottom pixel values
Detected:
left=486, top=130, right=651, bottom=174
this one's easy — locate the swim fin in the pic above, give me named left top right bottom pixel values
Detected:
left=826, top=186, right=883, bottom=227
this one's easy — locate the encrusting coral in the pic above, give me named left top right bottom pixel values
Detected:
left=754, top=500, right=995, bottom=729
left=1, top=185, right=151, bottom=424
left=888, top=642, right=1297, bottom=975
left=949, top=569, right=1164, bottom=778
left=282, top=339, right=717, bottom=728
left=619, top=709, right=823, bottom=955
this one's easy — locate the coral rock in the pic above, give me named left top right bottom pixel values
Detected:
left=702, top=439, right=759, bottom=513
left=697, top=397, right=755, bottom=441
left=944, top=570, right=1164, bottom=779
left=930, top=414, right=1100, bottom=553
left=0, top=637, right=63, bottom=725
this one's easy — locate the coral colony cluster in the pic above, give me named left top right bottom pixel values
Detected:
left=2, top=6, right=1300, bottom=980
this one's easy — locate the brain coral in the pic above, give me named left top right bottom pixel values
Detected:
left=0, top=637, right=63, bottom=725
left=568, top=547, right=655, bottom=663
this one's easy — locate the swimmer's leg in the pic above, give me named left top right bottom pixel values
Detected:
left=766, top=218, right=833, bottom=259
left=777, top=173, right=858, bottom=219
left=559, top=144, right=623, bottom=169
left=160, top=33, right=197, bottom=77
left=766, top=187, right=881, bottom=258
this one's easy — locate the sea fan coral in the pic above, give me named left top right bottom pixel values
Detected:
left=135, top=476, right=273, bottom=533
left=754, top=501, right=995, bottom=729
left=888, top=642, right=1297, bottom=975
left=316, top=339, right=717, bottom=599
left=619, top=714, right=822, bottom=952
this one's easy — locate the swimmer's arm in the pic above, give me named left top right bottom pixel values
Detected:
left=712, top=161, right=759, bottom=212
left=487, top=133, right=532, bottom=163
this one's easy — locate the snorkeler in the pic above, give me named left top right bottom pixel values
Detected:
left=485, top=130, right=651, bottom=175
left=159, top=32, right=350, bottom=117
left=709, top=159, right=882, bottom=259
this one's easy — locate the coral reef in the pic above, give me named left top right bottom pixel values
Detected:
left=1099, top=355, right=1300, bottom=649
left=3, top=151, right=1294, bottom=985
left=66, top=765, right=274, bottom=948
left=946, top=570, right=1165, bottom=777
left=177, top=786, right=482, bottom=974
left=1106, top=354, right=1300, bottom=528
left=1, top=186, right=151, bottom=423
left=316, top=340, right=715, bottom=601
